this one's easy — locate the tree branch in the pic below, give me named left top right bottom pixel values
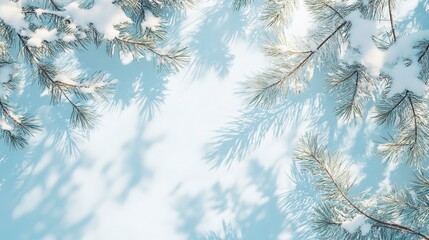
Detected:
left=350, top=71, right=359, bottom=106
left=379, top=91, right=407, bottom=120
left=48, top=0, right=61, bottom=11
left=407, top=93, right=418, bottom=151
left=309, top=152, right=429, bottom=239
left=115, top=37, right=172, bottom=59
left=319, top=0, right=344, bottom=19
left=388, top=0, right=397, bottom=42
left=263, top=21, right=347, bottom=92
left=0, top=102, right=21, bottom=126
left=418, top=43, right=429, bottom=63
left=17, top=34, right=82, bottom=116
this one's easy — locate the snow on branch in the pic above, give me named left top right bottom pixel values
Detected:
left=295, top=134, right=429, bottom=239
left=0, top=0, right=191, bottom=149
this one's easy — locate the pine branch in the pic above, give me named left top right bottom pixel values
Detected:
left=373, top=90, right=408, bottom=125
left=18, top=35, right=74, bottom=104
left=382, top=173, right=429, bottom=230
left=418, top=43, right=429, bottom=63
left=318, top=0, right=344, bottom=19
left=408, top=94, right=418, bottom=151
left=0, top=129, right=27, bottom=150
left=0, top=101, right=40, bottom=149
left=18, top=34, right=96, bottom=130
left=48, top=0, right=61, bottom=11
left=375, top=91, right=429, bottom=166
left=387, top=0, right=396, bottom=42
left=249, top=21, right=347, bottom=106
left=0, top=0, right=192, bottom=151
left=328, top=64, right=372, bottom=121
left=295, top=134, right=429, bottom=239
left=114, top=36, right=189, bottom=71
left=23, top=9, right=59, bottom=18
left=0, top=102, right=25, bottom=131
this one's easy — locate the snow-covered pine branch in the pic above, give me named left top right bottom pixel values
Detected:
left=243, top=0, right=351, bottom=106
left=228, top=0, right=429, bottom=238
left=327, top=63, right=373, bottom=122
left=294, top=134, right=429, bottom=240
left=0, top=0, right=192, bottom=149
left=238, top=0, right=429, bottom=168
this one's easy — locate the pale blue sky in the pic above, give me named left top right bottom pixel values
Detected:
left=0, top=0, right=424, bottom=239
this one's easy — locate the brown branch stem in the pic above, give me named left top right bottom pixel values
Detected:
left=418, top=44, right=429, bottom=62
left=319, top=0, right=344, bottom=19
left=17, top=34, right=81, bottom=115
left=265, top=21, right=347, bottom=91
left=115, top=37, right=172, bottom=59
left=0, top=102, right=21, bottom=126
left=309, top=153, right=429, bottom=239
left=388, top=0, right=397, bottom=42
left=407, top=93, right=418, bottom=150
left=49, top=0, right=61, bottom=11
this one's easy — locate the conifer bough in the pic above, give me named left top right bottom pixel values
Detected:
left=233, top=0, right=429, bottom=239
left=239, top=0, right=429, bottom=167
left=0, top=0, right=193, bottom=149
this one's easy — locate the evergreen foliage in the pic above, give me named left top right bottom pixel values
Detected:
left=232, top=0, right=429, bottom=239
left=295, top=134, right=429, bottom=239
left=0, top=0, right=191, bottom=149
left=236, top=0, right=429, bottom=167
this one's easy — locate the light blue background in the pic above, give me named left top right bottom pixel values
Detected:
left=1, top=0, right=427, bottom=239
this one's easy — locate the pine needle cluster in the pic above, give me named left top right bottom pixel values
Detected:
left=234, top=0, right=429, bottom=238
left=0, top=0, right=192, bottom=149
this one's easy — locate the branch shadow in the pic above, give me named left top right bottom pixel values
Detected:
left=175, top=159, right=284, bottom=240
left=0, top=24, right=172, bottom=240
left=0, top=112, right=157, bottom=239
left=185, top=0, right=265, bottom=81
left=204, top=71, right=334, bottom=168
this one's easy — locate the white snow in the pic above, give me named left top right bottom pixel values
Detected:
left=284, top=0, right=312, bottom=37
left=141, top=10, right=161, bottom=32
left=345, top=11, right=429, bottom=97
left=53, top=52, right=117, bottom=94
left=27, top=28, right=59, bottom=47
left=40, top=87, right=50, bottom=97
left=34, top=8, right=48, bottom=18
left=345, top=11, right=384, bottom=76
left=382, top=30, right=429, bottom=96
left=63, top=34, right=77, bottom=42
left=0, top=120, right=13, bottom=131
left=80, top=80, right=115, bottom=94
left=360, top=222, right=372, bottom=235
left=0, top=0, right=111, bottom=45
left=54, top=73, right=77, bottom=86
left=396, top=0, right=419, bottom=20
left=385, top=58, right=425, bottom=97
left=8, top=112, right=22, bottom=124
left=58, top=0, right=132, bottom=40
left=0, top=1, right=28, bottom=30
left=119, top=51, right=134, bottom=65
left=341, top=214, right=372, bottom=236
